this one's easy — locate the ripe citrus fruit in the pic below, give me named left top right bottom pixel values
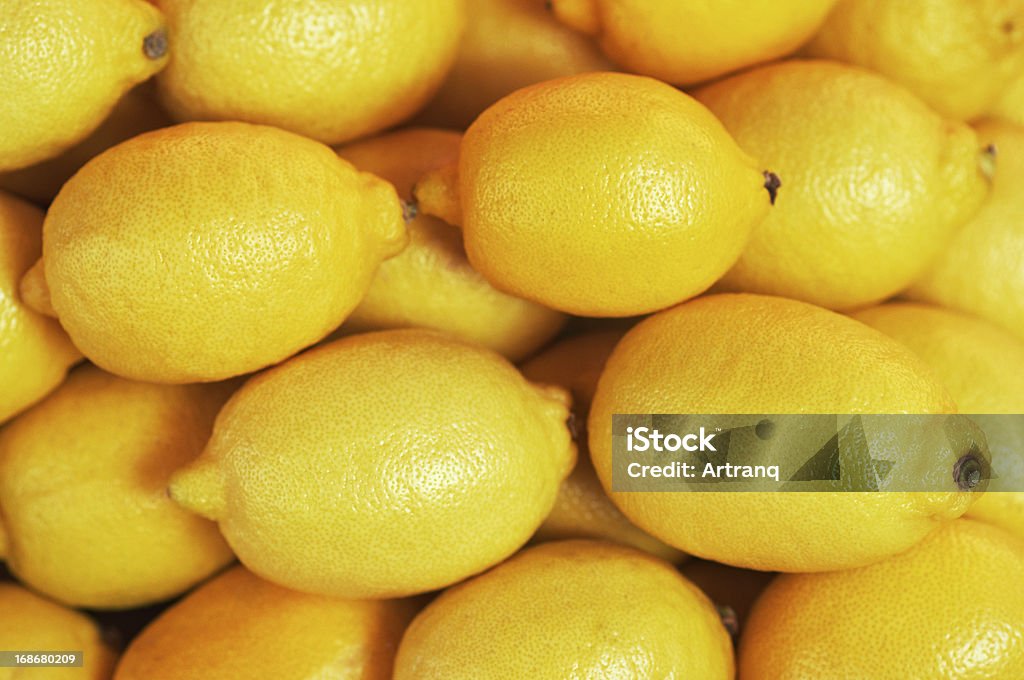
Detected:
left=156, top=0, right=465, bottom=145
left=415, top=0, right=614, bottom=128
left=416, top=72, right=777, bottom=316
left=337, top=128, right=565, bottom=361
left=853, top=302, right=1024, bottom=545
left=806, top=0, right=1024, bottom=120
left=0, top=365, right=234, bottom=609
left=549, top=0, right=838, bottom=86
left=114, top=566, right=418, bottom=680
left=740, top=519, right=1024, bottom=678
left=909, top=119, right=1024, bottom=344
left=0, top=85, right=171, bottom=204
left=25, top=121, right=406, bottom=384
left=522, top=330, right=684, bottom=562
left=394, top=540, right=733, bottom=679
left=0, top=192, right=80, bottom=424
left=0, top=583, right=115, bottom=680
left=0, top=0, right=168, bottom=171
left=695, top=60, right=990, bottom=310
left=589, top=293, right=975, bottom=573
left=991, top=70, right=1024, bottom=125
left=170, top=329, right=574, bottom=599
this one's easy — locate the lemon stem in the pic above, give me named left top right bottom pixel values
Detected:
left=143, top=29, right=168, bottom=60
left=763, top=171, right=781, bottom=205
left=401, top=199, right=419, bottom=224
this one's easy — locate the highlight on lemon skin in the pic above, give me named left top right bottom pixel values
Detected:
left=169, top=329, right=576, bottom=600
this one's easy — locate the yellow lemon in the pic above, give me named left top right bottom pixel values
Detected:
left=156, top=0, right=465, bottom=145
left=25, top=122, right=406, bottom=384
left=0, top=365, right=234, bottom=609
left=853, top=302, right=1024, bottom=544
left=991, top=69, right=1024, bottom=125
left=909, top=119, right=1024, bottom=343
left=415, top=0, right=614, bottom=129
left=170, top=329, right=574, bottom=599
left=695, top=60, right=990, bottom=310
left=589, top=293, right=972, bottom=573
left=337, top=128, right=565, bottom=361
left=522, top=330, right=684, bottom=562
left=0, top=85, right=171, bottom=205
left=740, top=519, right=1024, bottom=678
left=394, top=540, right=733, bottom=679
left=0, top=0, right=168, bottom=171
left=806, top=0, right=1024, bottom=120
left=0, top=192, right=80, bottom=424
left=0, top=583, right=116, bottom=680
left=416, top=72, right=777, bottom=317
left=549, top=0, right=838, bottom=86
left=114, top=565, right=417, bottom=680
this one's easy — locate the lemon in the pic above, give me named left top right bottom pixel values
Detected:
left=170, top=329, right=574, bottom=599
left=522, top=330, right=684, bottom=562
left=0, top=583, right=115, bottom=680
left=853, top=302, right=1024, bottom=545
left=0, top=192, right=81, bottom=424
left=806, top=0, right=1024, bottom=121
left=0, top=0, right=168, bottom=172
left=695, top=60, right=990, bottom=311
left=0, top=85, right=171, bottom=205
left=336, top=128, right=565, bottom=361
left=549, top=0, right=838, bottom=86
left=0, top=365, right=234, bottom=609
left=415, top=72, right=777, bottom=317
left=114, top=565, right=417, bottom=680
left=394, top=540, right=733, bottom=679
left=415, top=0, right=614, bottom=129
left=909, top=119, right=1024, bottom=343
left=589, top=293, right=973, bottom=573
left=991, top=70, right=1024, bottom=125
left=156, top=0, right=465, bottom=145
left=740, top=519, right=1024, bottom=678
left=681, top=560, right=776, bottom=635
left=25, top=122, right=406, bottom=384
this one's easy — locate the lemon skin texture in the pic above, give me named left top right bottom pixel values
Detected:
left=0, top=192, right=81, bottom=424
left=853, top=302, right=1024, bottom=545
left=114, top=566, right=418, bottom=680
left=0, top=365, right=235, bottom=609
left=550, top=0, right=838, bottom=86
left=991, top=70, right=1024, bottom=125
left=522, top=330, right=685, bottom=562
left=337, top=128, right=565, bottom=361
left=156, top=0, right=465, bottom=145
left=0, top=583, right=116, bottom=680
left=806, top=0, right=1024, bottom=121
left=420, top=72, right=773, bottom=317
left=695, top=60, right=990, bottom=311
left=29, top=121, right=406, bottom=384
left=0, top=85, right=171, bottom=205
left=589, top=293, right=970, bottom=573
left=415, top=0, right=615, bottom=129
left=394, top=540, right=733, bottom=679
left=740, top=520, right=1024, bottom=679
left=170, top=329, right=575, bottom=599
left=909, top=119, right=1024, bottom=344
left=0, top=0, right=168, bottom=172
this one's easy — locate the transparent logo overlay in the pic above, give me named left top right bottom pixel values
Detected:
left=610, top=414, right=1024, bottom=492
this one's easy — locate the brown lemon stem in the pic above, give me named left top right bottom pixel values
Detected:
left=953, top=453, right=984, bottom=491
left=716, top=604, right=739, bottom=638
left=401, top=199, right=419, bottom=224
left=763, top=171, right=782, bottom=205
left=980, top=144, right=998, bottom=181
left=143, top=29, right=168, bottom=60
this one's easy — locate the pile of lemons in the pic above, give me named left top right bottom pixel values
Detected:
left=2, top=0, right=1024, bottom=678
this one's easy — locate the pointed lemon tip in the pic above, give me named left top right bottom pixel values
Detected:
left=549, top=0, right=601, bottom=35
left=20, top=258, right=57, bottom=317
left=412, top=163, right=463, bottom=228
left=168, top=457, right=226, bottom=521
